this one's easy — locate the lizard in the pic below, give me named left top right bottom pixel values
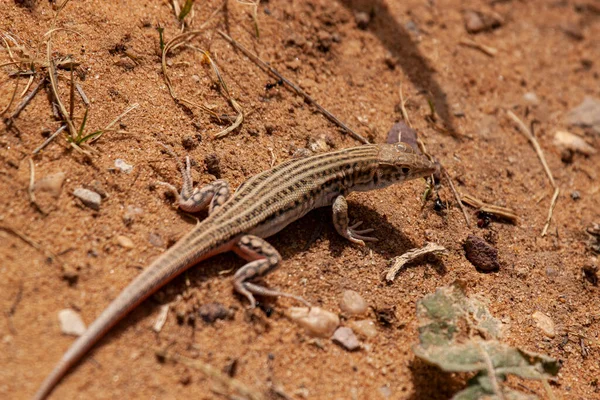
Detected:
left=34, top=142, right=437, bottom=399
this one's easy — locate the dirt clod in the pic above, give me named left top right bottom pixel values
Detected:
left=464, top=234, right=500, bottom=271
left=204, top=153, right=221, bottom=178
left=198, top=302, right=230, bottom=323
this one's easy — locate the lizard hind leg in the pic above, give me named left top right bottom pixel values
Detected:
left=233, top=235, right=310, bottom=308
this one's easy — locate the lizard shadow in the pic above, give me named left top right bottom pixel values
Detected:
left=336, top=0, right=456, bottom=134
left=92, top=200, right=446, bottom=362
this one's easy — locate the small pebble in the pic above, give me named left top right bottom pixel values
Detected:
left=308, top=136, right=329, bottom=153
left=339, top=290, right=368, bottom=316
left=287, top=307, right=339, bottom=338
left=152, top=304, right=169, bottom=332
left=198, top=302, right=230, bottom=323
left=123, top=205, right=143, bottom=226
left=463, top=10, right=503, bottom=34
left=523, top=92, right=540, bottom=105
left=34, top=172, right=66, bottom=198
left=571, top=191, right=581, bottom=201
left=553, top=130, right=596, bottom=156
left=114, top=159, right=133, bottom=174
left=354, top=11, right=370, bottom=30
left=181, top=135, right=197, bottom=150
left=464, top=234, right=500, bottom=271
left=73, top=188, right=102, bottom=210
left=349, top=319, right=378, bottom=339
left=332, top=327, right=360, bottom=351
left=149, top=232, right=164, bottom=248
left=567, top=96, right=600, bottom=133
left=532, top=311, right=556, bottom=338
left=379, top=385, right=392, bottom=398
left=58, top=309, right=86, bottom=336
left=116, top=235, right=134, bottom=249
left=115, top=57, right=135, bottom=70
left=292, top=148, right=313, bottom=159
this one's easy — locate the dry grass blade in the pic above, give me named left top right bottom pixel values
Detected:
left=33, top=125, right=66, bottom=154
left=461, top=193, right=518, bottom=223
left=88, top=102, right=140, bottom=143
left=156, top=349, right=264, bottom=400
left=237, top=0, right=261, bottom=38
left=386, top=242, right=447, bottom=282
left=507, top=109, right=558, bottom=236
left=0, top=77, right=19, bottom=116
left=441, top=167, right=471, bottom=226
left=46, top=35, right=77, bottom=138
left=542, top=187, right=560, bottom=237
left=217, top=30, right=369, bottom=144
left=398, top=82, right=412, bottom=128
left=162, top=26, right=242, bottom=137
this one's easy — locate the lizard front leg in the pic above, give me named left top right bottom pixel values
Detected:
left=332, top=195, right=378, bottom=246
left=232, top=235, right=309, bottom=308
left=157, top=154, right=231, bottom=214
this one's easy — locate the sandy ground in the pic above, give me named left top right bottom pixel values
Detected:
left=1, top=0, right=599, bottom=399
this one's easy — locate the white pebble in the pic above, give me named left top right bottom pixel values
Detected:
left=34, top=172, right=65, bottom=198
left=114, top=158, right=133, bottom=174
left=73, top=188, right=102, bottom=210
left=532, top=311, right=556, bottom=338
left=116, top=235, right=134, bottom=249
left=553, top=130, right=596, bottom=155
left=287, top=307, right=339, bottom=338
left=349, top=319, right=378, bottom=339
left=339, top=290, right=368, bottom=316
left=58, top=309, right=86, bottom=336
left=332, top=326, right=360, bottom=351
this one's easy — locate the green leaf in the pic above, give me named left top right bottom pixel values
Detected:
left=178, top=0, right=194, bottom=21
left=78, top=130, right=103, bottom=144
left=413, top=283, right=560, bottom=399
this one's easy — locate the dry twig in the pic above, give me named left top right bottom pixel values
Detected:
left=442, top=167, right=471, bottom=227
left=459, top=38, right=498, bottom=57
left=507, top=110, right=558, bottom=236
left=398, top=83, right=412, bottom=127
left=32, top=125, right=66, bottom=155
left=460, top=193, right=518, bottom=223
left=5, top=75, right=46, bottom=125
left=217, top=30, right=369, bottom=144
left=386, top=242, right=447, bottom=282
left=0, top=224, right=60, bottom=262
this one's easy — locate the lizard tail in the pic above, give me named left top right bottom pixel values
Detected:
left=33, top=229, right=223, bottom=399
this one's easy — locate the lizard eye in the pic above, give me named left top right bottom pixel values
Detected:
left=401, top=167, right=410, bottom=174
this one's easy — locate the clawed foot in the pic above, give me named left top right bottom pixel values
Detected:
left=239, top=282, right=311, bottom=309
left=345, top=220, right=378, bottom=246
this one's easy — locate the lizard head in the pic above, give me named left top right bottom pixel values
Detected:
left=373, top=142, right=437, bottom=187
